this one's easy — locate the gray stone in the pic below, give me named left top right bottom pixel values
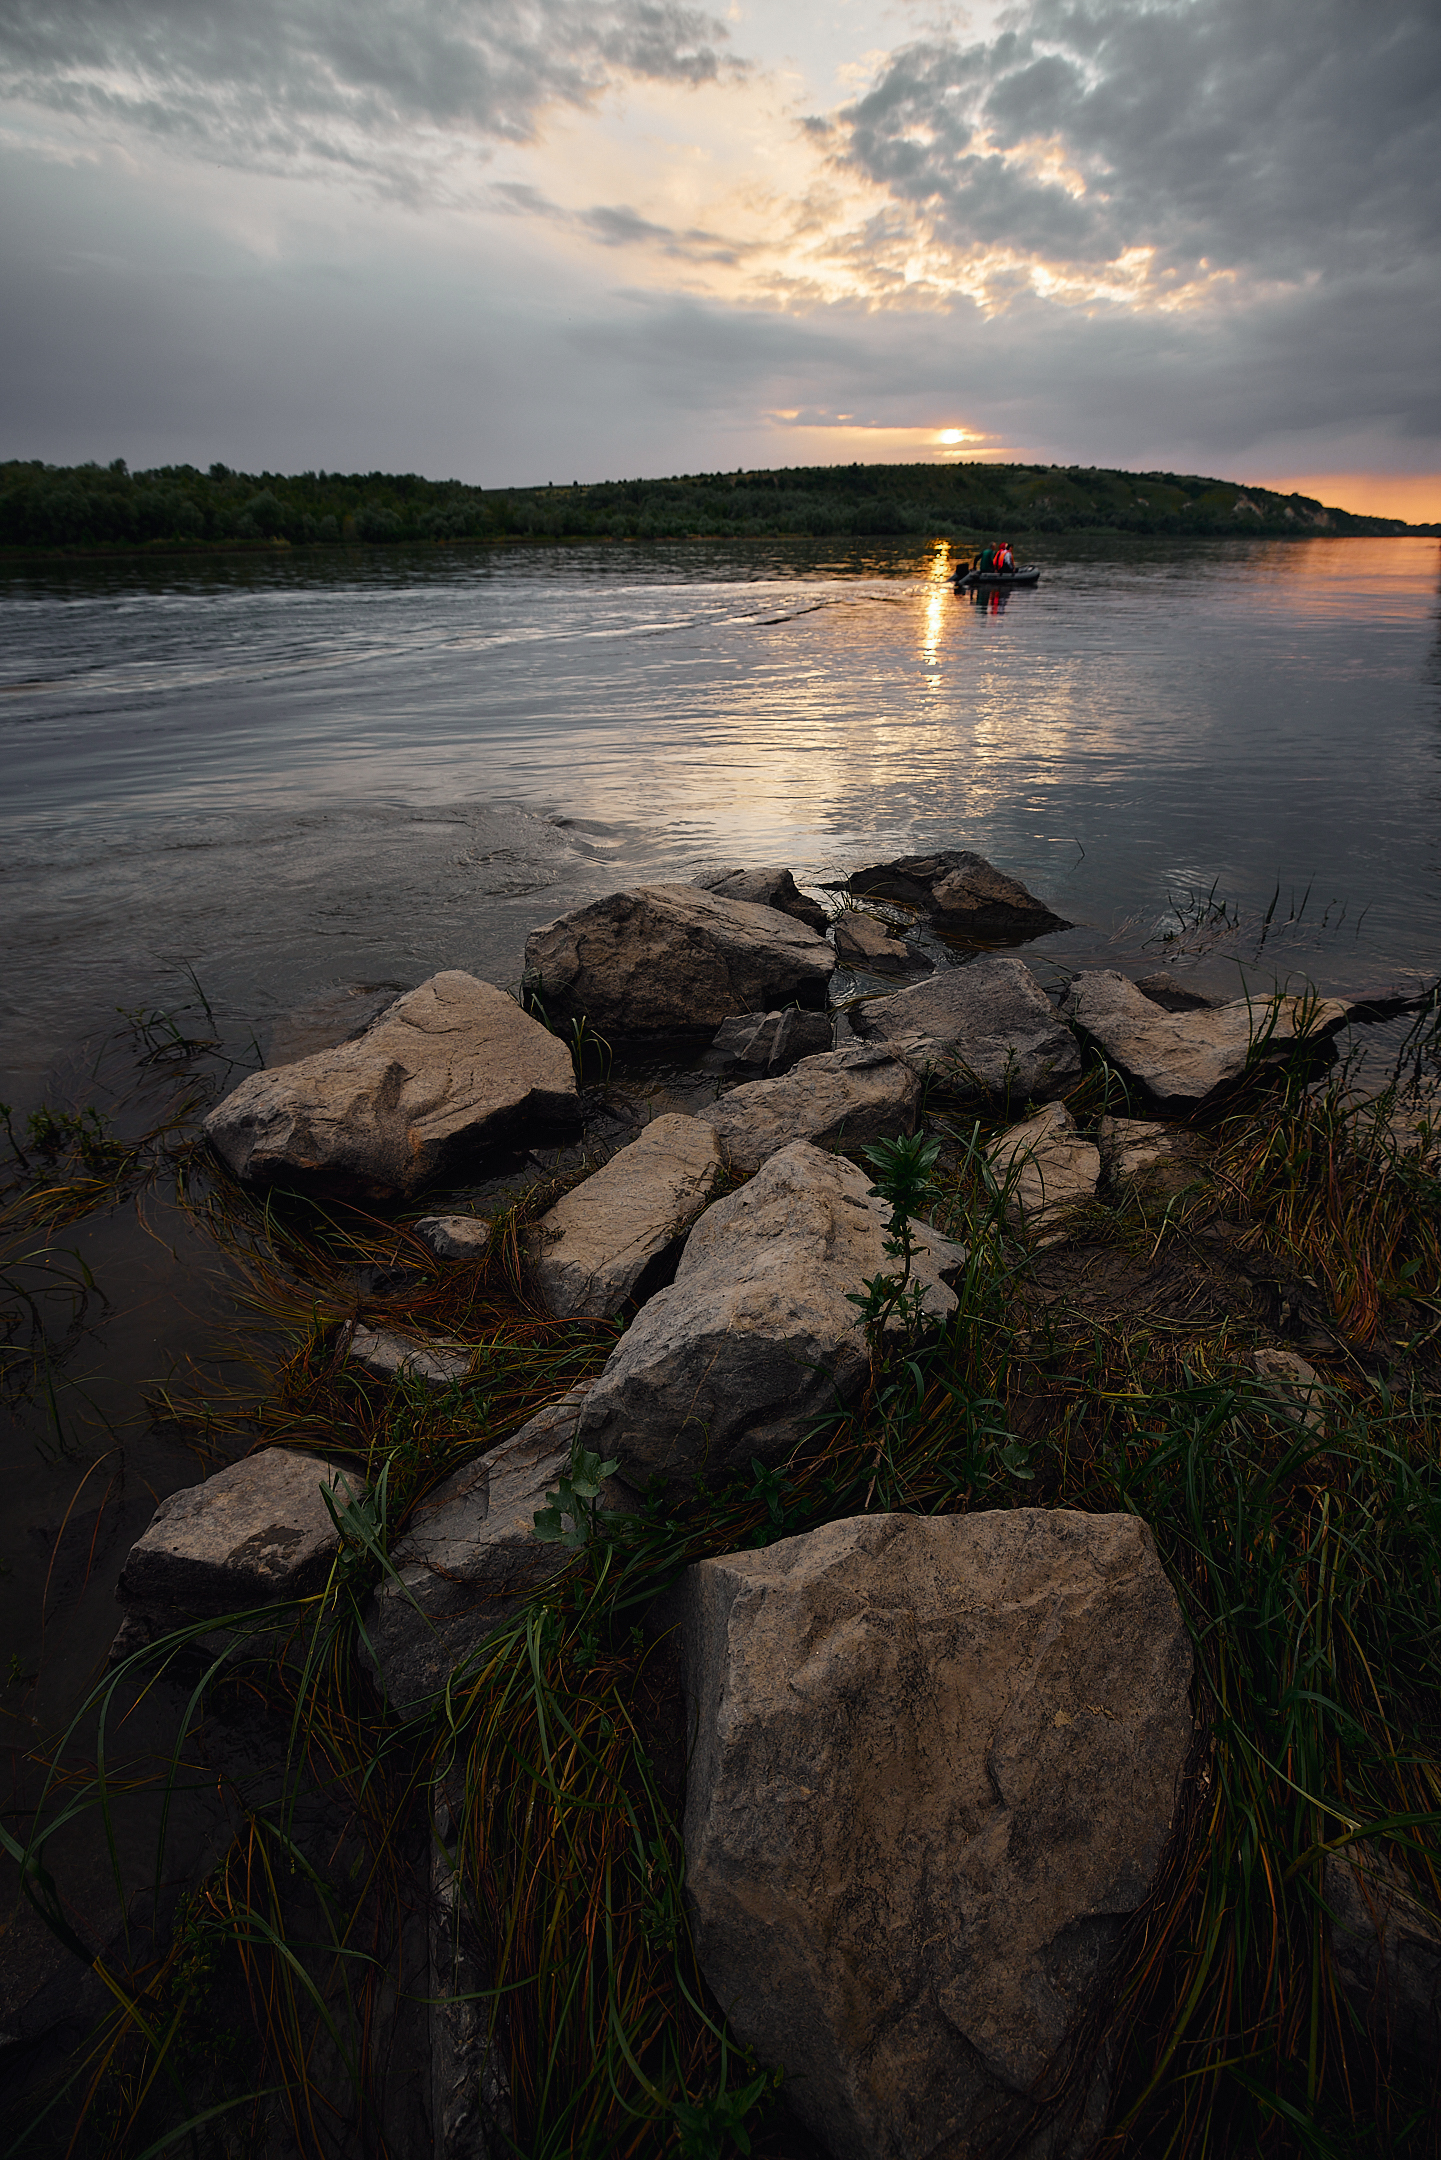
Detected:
left=1066, top=971, right=1354, bottom=1109
left=1252, top=1347, right=1325, bottom=1429
left=526, top=1113, right=724, bottom=1318
left=697, top=866, right=830, bottom=933
left=117, top=1448, right=368, bottom=1622
left=1097, top=1116, right=1210, bottom=1196
left=702, top=1007, right=834, bottom=1078
left=521, top=884, right=836, bottom=1039
left=577, top=1140, right=965, bottom=1496
left=698, top=1047, right=920, bottom=1176
left=988, top=1102, right=1101, bottom=1236
left=1327, top=1842, right=1441, bottom=2056
left=847, top=954, right=1081, bottom=1104
left=350, top=1326, right=472, bottom=1390
left=680, top=1509, right=1193, bottom=2160
left=414, top=1215, right=493, bottom=1261
left=431, top=1775, right=510, bottom=2160
left=847, top=850, right=1069, bottom=936
left=832, top=912, right=914, bottom=975
left=205, top=972, right=579, bottom=1197
left=362, top=1385, right=604, bottom=1711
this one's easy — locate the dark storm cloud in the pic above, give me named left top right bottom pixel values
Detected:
left=0, top=0, right=738, bottom=178
left=836, top=0, right=1441, bottom=286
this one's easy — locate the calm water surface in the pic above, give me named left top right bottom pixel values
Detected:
left=1, top=532, right=1439, bottom=1771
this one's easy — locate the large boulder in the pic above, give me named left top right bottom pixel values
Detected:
left=116, top=1448, right=367, bottom=1625
left=1066, top=972, right=1354, bottom=1109
left=362, top=1385, right=607, bottom=1711
left=680, top=1510, right=1193, bottom=2160
left=847, top=850, right=1069, bottom=937
left=525, top=1113, right=724, bottom=1318
left=697, top=866, right=830, bottom=933
left=577, top=1141, right=964, bottom=1496
left=847, top=954, right=1081, bottom=1104
left=205, top=973, right=578, bottom=1197
left=697, top=1048, right=920, bottom=1176
left=987, top=1101, right=1100, bottom=1236
left=521, top=885, right=835, bottom=1039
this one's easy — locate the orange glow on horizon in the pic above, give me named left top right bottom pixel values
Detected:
left=1256, top=472, right=1441, bottom=525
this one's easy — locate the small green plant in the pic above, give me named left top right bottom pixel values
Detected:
left=847, top=1129, right=944, bottom=1359
left=533, top=1444, right=622, bottom=1548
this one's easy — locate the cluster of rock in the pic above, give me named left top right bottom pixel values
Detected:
left=117, top=849, right=1439, bottom=2159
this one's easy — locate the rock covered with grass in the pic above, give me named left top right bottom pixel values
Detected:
left=577, top=1139, right=965, bottom=1497
left=362, top=1384, right=611, bottom=1712
left=987, top=1100, right=1101, bottom=1236
left=525, top=1112, right=724, bottom=1318
left=521, top=884, right=835, bottom=1039
left=679, top=1509, right=1193, bottom=2160
left=1066, top=970, right=1355, bottom=1108
left=846, top=953, right=1081, bottom=1104
left=697, top=1046, right=921, bottom=1176
left=205, top=972, right=579, bottom=1198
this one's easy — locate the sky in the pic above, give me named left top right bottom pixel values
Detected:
left=2, top=0, right=1438, bottom=516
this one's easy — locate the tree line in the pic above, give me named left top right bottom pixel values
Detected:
left=0, top=455, right=1422, bottom=554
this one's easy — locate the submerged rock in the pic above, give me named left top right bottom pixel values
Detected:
left=362, top=1385, right=612, bottom=1712
left=526, top=1113, right=724, bottom=1318
left=117, top=1449, right=367, bottom=1624
left=522, top=884, right=835, bottom=1039
left=846, top=953, right=1080, bottom=1104
left=697, top=1046, right=920, bottom=1176
left=701, top=1007, right=834, bottom=1079
left=696, top=866, right=830, bottom=933
left=988, top=1101, right=1101, bottom=1236
left=577, top=1140, right=964, bottom=1497
left=680, top=1509, right=1193, bottom=2160
left=205, top=972, right=578, bottom=1197
left=847, top=850, right=1068, bottom=937
left=1066, top=971, right=1354, bottom=1108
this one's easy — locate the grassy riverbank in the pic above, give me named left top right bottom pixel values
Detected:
left=1, top=456, right=1430, bottom=561
left=4, top=997, right=1441, bottom=2156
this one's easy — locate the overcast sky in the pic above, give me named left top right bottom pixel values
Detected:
left=2, top=0, right=1437, bottom=513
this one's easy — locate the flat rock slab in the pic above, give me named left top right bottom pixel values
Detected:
left=701, top=1008, right=834, bottom=1079
left=363, top=1385, right=605, bottom=1711
left=697, top=866, right=829, bottom=933
left=414, top=1215, right=493, bottom=1261
left=205, top=972, right=578, bottom=1197
left=1097, top=1116, right=1210, bottom=1196
left=522, top=884, right=835, bottom=1039
left=680, top=1510, right=1193, bottom=2160
left=847, top=954, right=1081, bottom=1104
left=350, top=1326, right=472, bottom=1390
left=577, top=1139, right=965, bottom=1496
left=988, top=1102, right=1100, bottom=1235
left=832, top=913, right=914, bottom=975
left=526, top=1113, right=724, bottom=1318
left=117, top=1449, right=368, bottom=1622
left=1132, top=972, right=1229, bottom=1014
left=1066, top=971, right=1353, bottom=1109
left=698, top=1047, right=920, bottom=1176
left=847, top=850, right=1068, bottom=937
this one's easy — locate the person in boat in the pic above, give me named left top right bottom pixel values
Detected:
left=976, top=542, right=997, bottom=575
left=994, top=540, right=1016, bottom=575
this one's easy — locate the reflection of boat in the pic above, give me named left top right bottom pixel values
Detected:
left=953, top=565, right=1041, bottom=591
